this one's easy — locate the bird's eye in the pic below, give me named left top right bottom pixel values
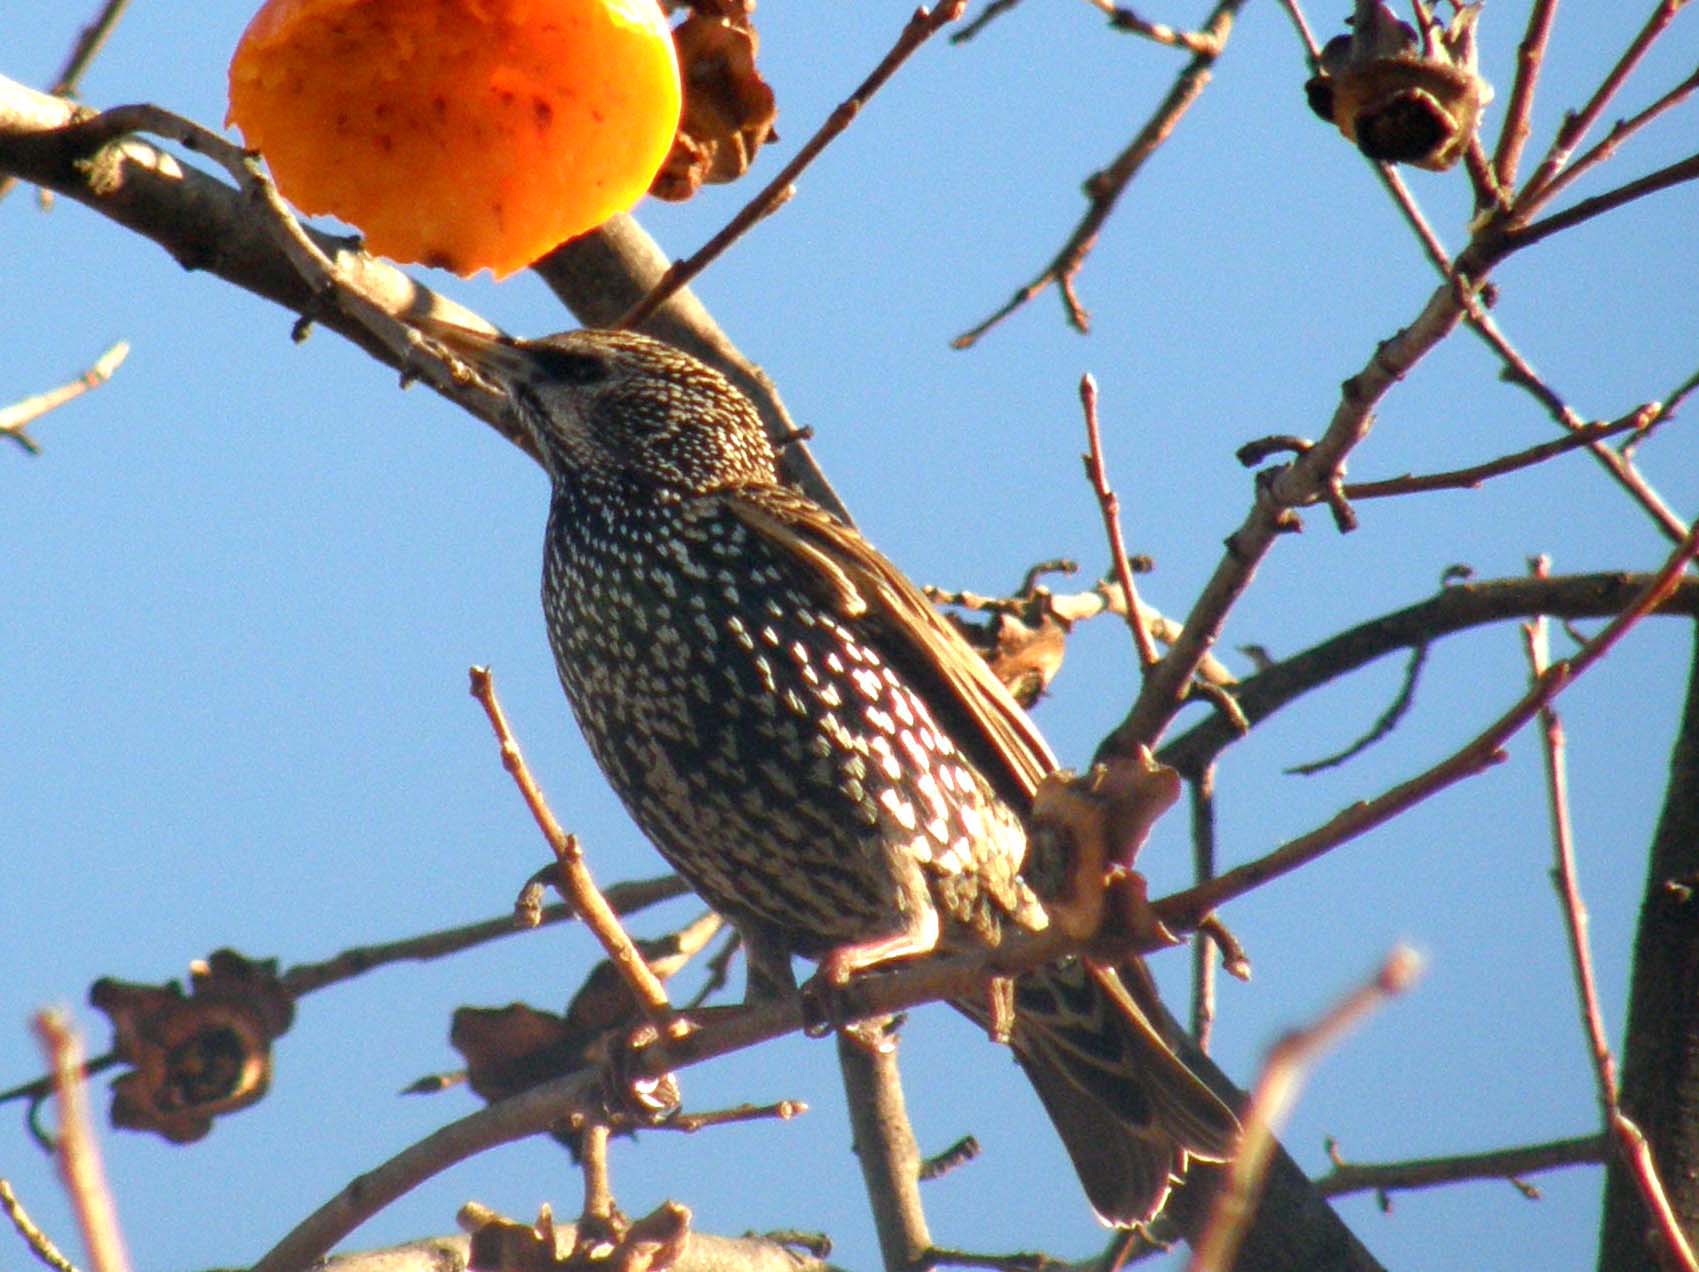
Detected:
left=528, top=345, right=608, bottom=386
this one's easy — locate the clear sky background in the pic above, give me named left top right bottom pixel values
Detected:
left=4, top=4, right=1697, bottom=1270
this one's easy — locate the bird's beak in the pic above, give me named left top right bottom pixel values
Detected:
left=411, top=313, right=533, bottom=390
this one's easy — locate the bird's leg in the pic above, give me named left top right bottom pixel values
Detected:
left=814, top=906, right=942, bottom=985
left=798, top=907, right=941, bottom=1037
left=739, top=921, right=800, bottom=1004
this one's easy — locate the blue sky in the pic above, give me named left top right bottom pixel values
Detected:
left=4, top=4, right=1697, bottom=1270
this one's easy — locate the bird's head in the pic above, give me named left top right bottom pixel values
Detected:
left=423, top=322, right=779, bottom=496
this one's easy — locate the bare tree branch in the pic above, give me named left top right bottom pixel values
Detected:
left=953, top=0, right=1247, bottom=345
left=619, top=1, right=968, bottom=330
left=1316, top=1133, right=1605, bottom=1200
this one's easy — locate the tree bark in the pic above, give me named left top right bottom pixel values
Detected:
left=1597, top=621, right=1699, bottom=1269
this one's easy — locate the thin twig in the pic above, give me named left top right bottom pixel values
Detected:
left=48, top=0, right=132, bottom=98
left=0, top=1054, right=121, bottom=1113
left=1199, top=913, right=1251, bottom=982
left=1085, top=0, right=1222, bottom=55
left=0, top=1178, right=80, bottom=1272
left=916, top=1134, right=980, bottom=1182
left=1316, top=1133, right=1605, bottom=1200
left=1156, top=522, right=1699, bottom=931
left=1522, top=570, right=1616, bottom=1113
left=279, top=875, right=688, bottom=998
left=1512, top=150, right=1699, bottom=253
left=0, top=341, right=128, bottom=454
left=1460, top=298, right=1691, bottom=546
left=1492, top=0, right=1560, bottom=189
left=1462, top=136, right=1507, bottom=213
left=1531, top=63, right=1699, bottom=214
left=920, top=1248, right=1059, bottom=1272
left=954, top=0, right=1246, bottom=345
left=683, top=929, right=744, bottom=1009
left=1659, top=362, right=1699, bottom=430
left=1274, top=0, right=1321, bottom=62
left=468, top=666, right=678, bottom=1032
left=1375, top=162, right=1455, bottom=277
left=951, top=0, right=1025, bottom=43
left=661, top=1100, right=808, bottom=1133
left=1344, top=408, right=1656, bottom=499
left=1187, top=948, right=1423, bottom=1272
left=32, top=1011, right=131, bottom=1272
left=619, top=1, right=966, bottom=330
left=1515, top=0, right=1690, bottom=214
left=1079, top=374, right=1160, bottom=670
left=1284, top=642, right=1428, bottom=775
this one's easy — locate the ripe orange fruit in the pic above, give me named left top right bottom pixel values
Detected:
left=228, top=0, right=682, bottom=278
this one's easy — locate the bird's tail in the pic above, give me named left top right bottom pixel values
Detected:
left=957, top=959, right=1240, bottom=1227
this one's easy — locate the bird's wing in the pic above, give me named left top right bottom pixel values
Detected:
left=725, top=485, right=1058, bottom=803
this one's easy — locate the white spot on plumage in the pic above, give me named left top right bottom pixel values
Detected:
left=915, top=771, right=947, bottom=820
left=935, top=837, right=970, bottom=873
left=870, top=735, right=903, bottom=781
left=879, top=788, right=919, bottom=832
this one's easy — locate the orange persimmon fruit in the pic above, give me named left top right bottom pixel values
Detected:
left=228, top=0, right=681, bottom=278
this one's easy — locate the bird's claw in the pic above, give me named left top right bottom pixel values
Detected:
left=599, top=1020, right=683, bottom=1125
left=797, top=975, right=848, bottom=1039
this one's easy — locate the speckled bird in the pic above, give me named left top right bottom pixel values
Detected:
left=426, top=321, right=1239, bottom=1226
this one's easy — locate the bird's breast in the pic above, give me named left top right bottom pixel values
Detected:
left=538, top=493, right=1038, bottom=947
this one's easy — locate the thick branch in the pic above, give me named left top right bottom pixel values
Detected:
left=1598, top=621, right=1699, bottom=1269
left=0, top=75, right=842, bottom=513
left=1100, top=272, right=1482, bottom=755
left=1157, top=547, right=1699, bottom=931
left=839, top=1030, right=932, bottom=1272
left=320, top=1231, right=842, bottom=1272
left=1160, top=573, right=1699, bottom=780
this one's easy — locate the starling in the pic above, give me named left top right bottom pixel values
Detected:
left=425, top=321, right=1239, bottom=1226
